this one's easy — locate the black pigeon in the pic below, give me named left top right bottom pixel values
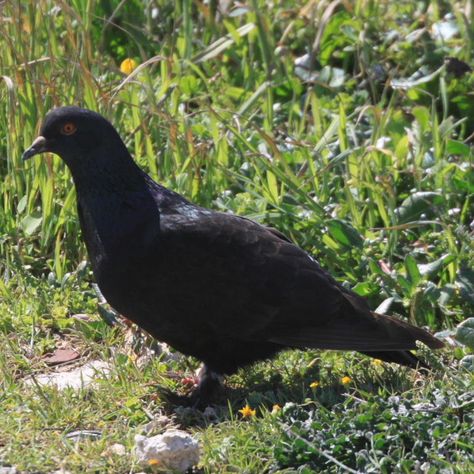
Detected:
left=23, top=107, right=443, bottom=401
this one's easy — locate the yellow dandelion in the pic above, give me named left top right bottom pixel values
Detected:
left=341, top=376, right=352, bottom=385
left=372, top=359, right=383, bottom=366
left=148, top=458, right=160, bottom=466
left=271, top=404, right=281, bottom=414
left=309, top=381, right=320, bottom=389
left=120, top=58, right=137, bottom=75
left=239, top=404, right=256, bottom=418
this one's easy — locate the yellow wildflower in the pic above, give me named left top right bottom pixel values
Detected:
left=341, top=376, right=352, bottom=385
left=120, top=58, right=137, bottom=75
left=271, top=404, right=281, bottom=414
left=148, top=458, right=160, bottom=466
left=309, top=381, right=320, bottom=389
left=372, top=359, right=383, bottom=366
left=239, top=404, right=256, bottom=418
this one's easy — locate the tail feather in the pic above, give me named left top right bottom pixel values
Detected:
left=269, top=308, right=444, bottom=369
left=359, top=313, right=444, bottom=369
left=369, top=312, right=444, bottom=350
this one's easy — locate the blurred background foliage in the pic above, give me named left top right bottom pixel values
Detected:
left=0, top=0, right=473, bottom=331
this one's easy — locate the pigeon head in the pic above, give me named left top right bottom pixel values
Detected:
left=23, top=106, right=128, bottom=168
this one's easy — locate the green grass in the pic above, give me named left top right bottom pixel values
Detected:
left=1, top=0, right=473, bottom=472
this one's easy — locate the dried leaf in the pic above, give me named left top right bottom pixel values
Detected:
left=43, top=348, right=80, bottom=366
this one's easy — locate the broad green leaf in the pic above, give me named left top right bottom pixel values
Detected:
left=418, top=254, right=456, bottom=277
left=20, top=213, right=43, bottom=236
left=394, top=135, right=409, bottom=160
left=322, top=233, right=340, bottom=251
left=226, top=86, right=248, bottom=101
left=352, top=281, right=377, bottom=297
left=368, top=259, right=386, bottom=277
left=179, top=75, right=199, bottom=95
left=266, top=170, right=279, bottom=203
left=319, top=11, right=353, bottom=65
left=97, top=305, right=118, bottom=326
left=395, top=191, right=444, bottom=224
left=456, top=267, right=474, bottom=305
left=17, top=195, right=27, bottom=214
left=327, top=219, right=364, bottom=248
left=405, top=255, right=421, bottom=286
left=456, top=318, right=474, bottom=350
left=412, top=106, right=431, bottom=131
left=390, top=65, right=444, bottom=90
left=446, top=140, right=471, bottom=157
left=460, top=355, right=474, bottom=372
left=452, top=168, right=474, bottom=192
left=396, top=274, right=412, bottom=293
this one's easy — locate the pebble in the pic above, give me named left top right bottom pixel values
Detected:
left=134, top=429, right=200, bottom=472
left=0, top=467, right=17, bottom=474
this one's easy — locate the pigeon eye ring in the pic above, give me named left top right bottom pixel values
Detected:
left=61, top=122, right=77, bottom=135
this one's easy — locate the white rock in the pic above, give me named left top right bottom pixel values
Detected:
left=0, top=467, right=17, bottom=474
left=24, top=360, right=110, bottom=390
left=134, top=430, right=200, bottom=472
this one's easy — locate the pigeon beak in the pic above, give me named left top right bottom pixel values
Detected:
left=22, top=136, right=49, bottom=161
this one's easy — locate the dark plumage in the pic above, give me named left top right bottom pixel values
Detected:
left=23, top=107, right=443, bottom=400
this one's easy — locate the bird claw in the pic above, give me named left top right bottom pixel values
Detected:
left=160, top=365, right=224, bottom=409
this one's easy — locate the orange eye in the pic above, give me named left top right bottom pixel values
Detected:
left=60, top=122, right=77, bottom=135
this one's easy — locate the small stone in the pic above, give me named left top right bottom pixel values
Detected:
left=24, top=360, right=110, bottom=390
left=0, top=467, right=17, bottom=474
left=134, top=430, right=200, bottom=472
left=72, top=313, right=93, bottom=322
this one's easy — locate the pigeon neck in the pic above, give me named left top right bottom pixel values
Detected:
left=68, top=148, right=148, bottom=195
left=71, top=150, right=162, bottom=280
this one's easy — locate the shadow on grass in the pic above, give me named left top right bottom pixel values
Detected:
left=153, top=348, right=436, bottom=428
